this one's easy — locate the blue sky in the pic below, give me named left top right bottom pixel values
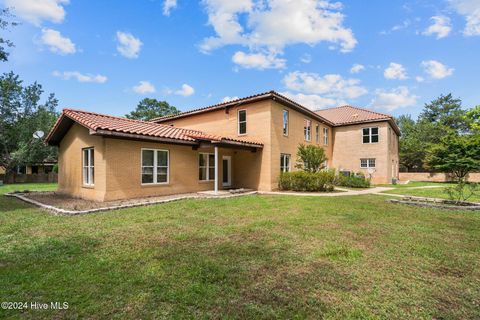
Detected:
left=2, top=0, right=479, bottom=118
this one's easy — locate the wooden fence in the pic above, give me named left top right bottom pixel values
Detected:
left=0, top=173, right=58, bottom=184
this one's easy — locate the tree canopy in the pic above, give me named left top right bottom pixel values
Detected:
left=0, top=72, right=59, bottom=175
left=295, top=144, right=328, bottom=173
left=126, top=98, right=179, bottom=121
left=0, top=8, right=16, bottom=62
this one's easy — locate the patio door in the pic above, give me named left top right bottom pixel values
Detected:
left=222, top=156, right=232, bottom=188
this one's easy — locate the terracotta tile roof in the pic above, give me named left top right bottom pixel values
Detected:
left=316, top=105, right=400, bottom=135
left=152, top=90, right=334, bottom=126
left=46, top=109, right=263, bottom=147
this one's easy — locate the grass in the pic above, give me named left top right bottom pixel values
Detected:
left=0, top=182, right=58, bottom=194
left=382, top=186, right=480, bottom=203
left=1, top=183, right=480, bottom=319
left=376, top=181, right=455, bottom=189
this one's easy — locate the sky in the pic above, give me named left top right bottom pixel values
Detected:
left=2, top=0, right=480, bottom=118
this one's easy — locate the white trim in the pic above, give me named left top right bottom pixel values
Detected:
left=82, top=147, right=94, bottom=186
left=304, top=119, right=311, bottom=141
left=141, top=148, right=170, bottom=185
left=315, top=124, right=319, bottom=144
left=360, top=158, right=376, bottom=169
left=214, top=146, right=219, bottom=194
left=199, top=152, right=215, bottom=181
left=323, top=127, right=329, bottom=145
left=222, top=155, right=232, bottom=187
left=362, top=127, right=379, bottom=144
left=237, top=109, right=247, bottom=135
left=280, top=153, right=291, bottom=173
left=282, top=109, right=289, bottom=136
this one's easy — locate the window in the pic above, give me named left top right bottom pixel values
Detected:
left=360, top=158, right=376, bottom=168
left=199, top=153, right=216, bottom=181
left=141, top=149, right=169, bottom=184
left=323, top=127, right=329, bottom=145
left=315, top=124, right=319, bottom=143
left=280, top=154, right=290, bottom=173
left=282, top=110, right=289, bottom=136
left=238, top=109, right=247, bottom=135
left=83, top=148, right=94, bottom=186
left=363, top=127, right=379, bottom=143
left=304, top=119, right=311, bottom=141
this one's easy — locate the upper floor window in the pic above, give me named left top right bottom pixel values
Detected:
left=282, top=110, right=289, bottom=136
left=323, top=127, right=329, bottom=145
left=315, top=124, right=319, bottom=143
left=82, top=148, right=94, bottom=186
left=199, top=153, right=215, bottom=181
left=363, top=127, right=379, bottom=143
left=280, top=154, right=290, bottom=173
left=360, top=158, right=376, bottom=168
left=238, top=109, right=247, bottom=135
left=141, top=149, right=169, bottom=184
left=304, top=119, right=311, bottom=141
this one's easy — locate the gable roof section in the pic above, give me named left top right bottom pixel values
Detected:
left=45, top=109, right=263, bottom=148
left=151, top=90, right=335, bottom=126
left=316, top=105, right=401, bottom=135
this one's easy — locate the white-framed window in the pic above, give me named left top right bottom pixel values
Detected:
left=199, top=153, right=216, bottom=181
left=360, top=158, right=376, bottom=168
left=304, top=119, right=311, bottom=141
left=238, top=109, right=247, bottom=135
left=363, top=127, right=379, bottom=144
left=82, top=148, right=94, bottom=186
left=323, top=127, right=329, bottom=145
left=141, top=149, right=169, bottom=184
left=315, top=124, right=320, bottom=144
left=280, top=154, right=291, bottom=173
left=282, top=109, right=289, bottom=136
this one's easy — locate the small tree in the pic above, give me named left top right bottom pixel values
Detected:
left=426, top=134, right=480, bottom=202
left=126, top=98, right=179, bottom=121
left=295, top=144, right=327, bottom=173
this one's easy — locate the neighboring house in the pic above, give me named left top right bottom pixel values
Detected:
left=46, top=91, right=399, bottom=201
left=15, top=160, right=57, bottom=175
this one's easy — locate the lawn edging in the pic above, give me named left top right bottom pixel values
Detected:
left=5, top=191, right=258, bottom=216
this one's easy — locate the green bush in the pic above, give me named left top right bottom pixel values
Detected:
left=336, top=172, right=371, bottom=188
left=279, top=170, right=336, bottom=192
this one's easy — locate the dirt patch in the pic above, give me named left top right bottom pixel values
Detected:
left=23, top=191, right=199, bottom=211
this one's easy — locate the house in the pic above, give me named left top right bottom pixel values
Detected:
left=46, top=91, right=399, bottom=201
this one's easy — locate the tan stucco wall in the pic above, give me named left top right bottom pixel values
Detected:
left=331, top=121, right=398, bottom=184
left=270, top=101, right=333, bottom=189
left=399, top=172, right=480, bottom=183
left=58, top=123, right=107, bottom=201
left=165, top=100, right=273, bottom=191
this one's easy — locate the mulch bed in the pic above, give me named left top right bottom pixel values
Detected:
left=389, top=196, right=480, bottom=211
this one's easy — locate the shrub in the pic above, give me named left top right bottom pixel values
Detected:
left=295, top=144, right=328, bottom=172
left=279, top=170, right=336, bottom=192
left=336, top=172, right=371, bottom=188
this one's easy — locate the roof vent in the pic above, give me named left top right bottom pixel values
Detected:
left=352, top=113, right=359, bottom=118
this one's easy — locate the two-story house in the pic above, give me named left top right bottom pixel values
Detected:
left=46, top=91, right=399, bottom=201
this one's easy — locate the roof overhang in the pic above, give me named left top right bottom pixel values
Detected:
left=333, top=118, right=401, bottom=136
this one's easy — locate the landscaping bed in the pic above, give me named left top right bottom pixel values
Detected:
left=390, top=196, right=480, bottom=211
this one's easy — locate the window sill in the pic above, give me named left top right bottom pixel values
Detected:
left=199, top=180, right=214, bottom=184
left=82, top=185, right=94, bottom=189
left=141, top=183, right=170, bottom=187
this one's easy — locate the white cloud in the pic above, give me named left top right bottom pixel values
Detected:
left=221, top=96, right=240, bottom=102
left=163, top=0, right=177, bottom=16
left=40, top=28, right=76, bottom=55
left=6, top=0, right=68, bottom=26
left=423, top=16, right=452, bottom=39
left=53, top=71, right=107, bottom=83
left=132, top=81, right=156, bottom=94
left=282, top=71, right=367, bottom=110
left=232, top=50, right=286, bottom=69
left=421, top=60, right=454, bottom=79
left=370, top=86, right=418, bottom=111
left=200, top=0, right=357, bottom=68
left=415, top=76, right=425, bottom=82
left=449, top=0, right=480, bottom=36
left=350, top=63, right=365, bottom=74
left=175, top=84, right=195, bottom=96
left=384, top=62, right=408, bottom=80
left=300, top=53, right=312, bottom=64
left=116, top=31, right=143, bottom=59
left=280, top=91, right=341, bottom=110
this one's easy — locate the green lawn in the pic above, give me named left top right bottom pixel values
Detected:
left=0, top=182, right=58, bottom=194
left=382, top=186, right=480, bottom=203
left=376, top=181, right=455, bottom=189
left=1, top=184, right=480, bottom=319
